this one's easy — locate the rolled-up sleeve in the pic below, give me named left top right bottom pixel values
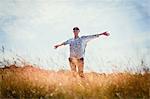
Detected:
left=81, top=34, right=100, bottom=43
left=63, top=39, right=72, bottom=45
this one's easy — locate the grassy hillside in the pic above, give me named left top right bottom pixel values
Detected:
left=0, top=65, right=150, bottom=99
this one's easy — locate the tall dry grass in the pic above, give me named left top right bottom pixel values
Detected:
left=0, top=64, right=150, bottom=99
left=0, top=46, right=150, bottom=99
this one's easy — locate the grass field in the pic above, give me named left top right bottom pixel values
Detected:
left=0, top=64, right=150, bottom=99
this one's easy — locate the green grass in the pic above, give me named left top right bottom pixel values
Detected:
left=0, top=65, right=150, bottom=99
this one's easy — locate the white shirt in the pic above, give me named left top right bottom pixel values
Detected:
left=63, top=34, right=100, bottom=58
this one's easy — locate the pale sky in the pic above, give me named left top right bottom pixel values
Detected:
left=0, top=0, right=150, bottom=72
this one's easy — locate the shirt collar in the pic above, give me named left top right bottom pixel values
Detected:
left=74, top=36, right=79, bottom=39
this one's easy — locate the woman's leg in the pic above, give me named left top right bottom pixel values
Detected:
left=78, top=58, right=84, bottom=77
left=68, top=57, right=77, bottom=72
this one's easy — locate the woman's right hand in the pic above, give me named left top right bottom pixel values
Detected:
left=54, top=45, right=59, bottom=49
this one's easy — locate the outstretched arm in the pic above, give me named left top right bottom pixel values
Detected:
left=98, top=31, right=110, bottom=36
left=54, top=43, right=64, bottom=49
left=54, top=39, right=71, bottom=49
left=92, top=31, right=110, bottom=37
left=82, top=31, right=110, bottom=43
